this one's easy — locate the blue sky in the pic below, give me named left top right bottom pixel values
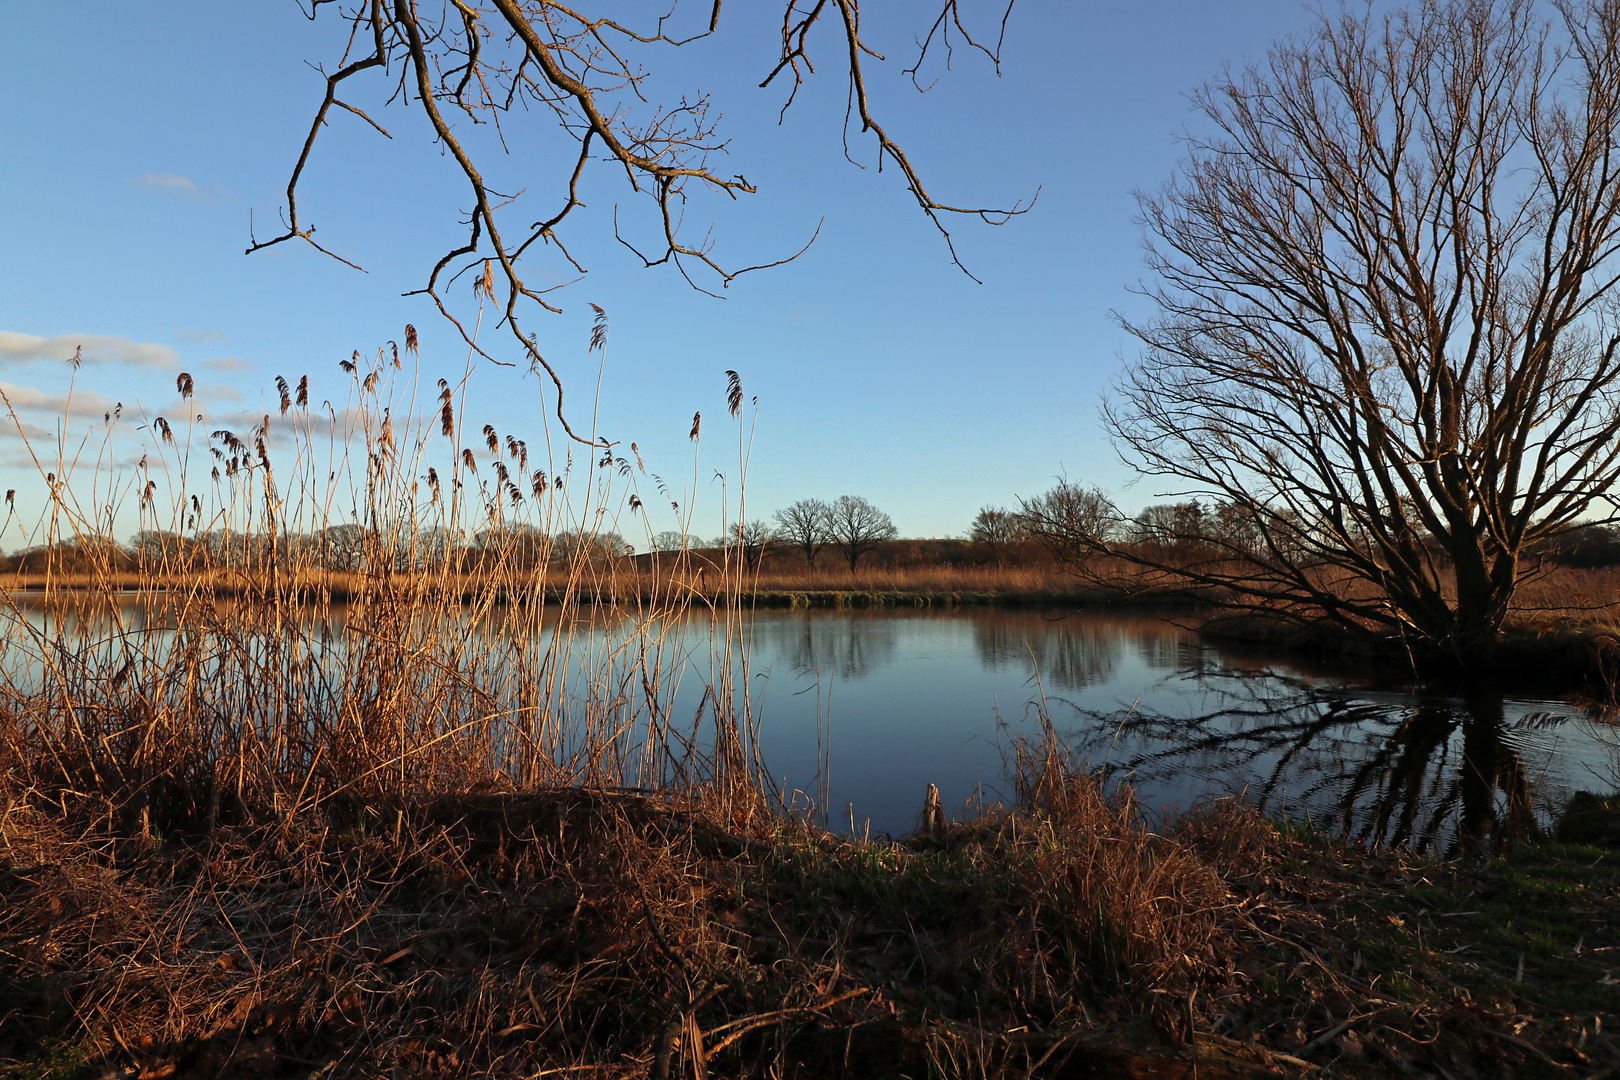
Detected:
left=0, top=2, right=1323, bottom=544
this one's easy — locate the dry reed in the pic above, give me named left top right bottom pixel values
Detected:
left=0, top=339, right=1608, bottom=1077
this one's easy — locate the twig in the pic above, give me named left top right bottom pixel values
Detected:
left=1301, top=1005, right=1402, bottom=1053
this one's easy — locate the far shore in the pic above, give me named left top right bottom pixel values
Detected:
left=13, top=558, right=1620, bottom=701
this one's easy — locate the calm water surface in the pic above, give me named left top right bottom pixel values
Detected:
left=730, top=608, right=1619, bottom=849
left=12, top=596, right=1615, bottom=850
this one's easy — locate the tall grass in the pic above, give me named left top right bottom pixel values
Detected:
left=0, top=331, right=768, bottom=838
left=5, top=341, right=1604, bottom=1077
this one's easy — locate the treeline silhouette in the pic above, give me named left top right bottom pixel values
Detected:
left=0, top=525, right=632, bottom=576
left=8, top=497, right=1617, bottom=579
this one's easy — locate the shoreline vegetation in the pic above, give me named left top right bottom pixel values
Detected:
left=16, top=552, right=1620, bottom=699
left=3, top=351, right=1617, bottom=1078
left=5, top=759, right=1617, bottom=1079
left=6, top=554, right=1618, bottom=1077
left=15, top=0, right=1620, bottom=1067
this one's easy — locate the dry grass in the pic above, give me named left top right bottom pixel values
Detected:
left=1, top=344, right=1615, bottom=1077
left=0, top=340, right=782, bottom=1075
left=0, top=725, right=1278, bottom=1078
left=0, top=556, right=1174, bottom=607
left=0, top=340, right=773, bottom=833
left=5, top=726, right=1612, bottom=1079
left=1507, top=564, right=1620, bottom=626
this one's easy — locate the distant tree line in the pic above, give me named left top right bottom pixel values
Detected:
left=9, top=484, right=1618, bottom=578
left=765, top=496, right=897, bottom=570
left=0, top=524, right=634, bottom=575
left=968, top=481, right=1620, bottom=572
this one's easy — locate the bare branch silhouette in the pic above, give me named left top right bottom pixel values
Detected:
left=249, top=1, right=1028, bottom=443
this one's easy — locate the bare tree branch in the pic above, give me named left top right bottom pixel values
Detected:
left=249, top=2, right=1026, bottom=444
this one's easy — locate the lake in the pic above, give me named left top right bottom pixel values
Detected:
left=726, top=607, right=1619, bottom=851
left=7, top=595, right=1614, bottom=852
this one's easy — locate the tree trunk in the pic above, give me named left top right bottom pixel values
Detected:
left=1447, top=543, right=1517, bottom=667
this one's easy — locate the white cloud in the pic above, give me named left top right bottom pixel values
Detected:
left=0, top=331, right=179, bottom=369
left=130, top=171, right=201, bottom=195
left=127, top=172, right=232, bottom=203
left=0, top=419, right=56, bottom=442
left=0, top=381, right=117, bottom=416
left=201, top=356, right=254, bottom=374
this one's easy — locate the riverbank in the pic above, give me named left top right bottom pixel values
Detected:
left=1193, top=607, right=1620, bottom=705
left=3, top=767, right=1615, bottom=1080
left=0, top=559, right=1203, bottom=609
left=14, top=559, right=1620, bottom=619
left=14, top=561, right=1620, bottom=700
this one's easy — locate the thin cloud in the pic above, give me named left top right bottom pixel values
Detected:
left=0, top=381, right=118, bottom=416
left=0, top=331, right=179, bottom=369
left=177, top=328, right=229, bottom=343
left=127, top=172, right=232, bottom=203
left=0, top=446, right=46, bottom=469
left=130, top=171, right=201, bottom=195
left=0, top=419, right=56, bottom=442
left=201, top=356, right=254, bottom=374
left=0, top=382, right=122, bottom=451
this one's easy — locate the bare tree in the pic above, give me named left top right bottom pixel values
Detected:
left=725, top=520, right=774, bottom=571
left=1129, top=500, right=1269, bottom=563
left=317, top=523, right=373, bottom=571
left=251, top=2, right=1029, bottom=444
left=128, top=530, right=209, bottom=573
left=473, top=523, right=551, bottom=570
left=652, top=530, right=690, bottom=554
left=1130, top=502, right=1209, bottom=564
left=968, top=505, right=1027, bottom=567
left=552, top=529, right=629, bottom=565
left=404, top=525, right=459, bottom=572
left=1017, top=481, right=1116, bottom=567
left=1107, top=0, right=1620, bottom=665
left=772, top=498, right=833, bottom=565
left=825, top=495, right=897, bottom=570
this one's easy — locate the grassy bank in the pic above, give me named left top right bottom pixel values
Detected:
left=1, top=556, right=1205, bottom=609
left=3, top=759, right=1615, bottom=1079
left=16, top=556, right=1620, bottom=618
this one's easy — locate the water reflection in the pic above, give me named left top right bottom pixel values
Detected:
left=735, top=607, right=1609, bottom=844
left=751, top=612, right=902, bottom=681
left=972, top=612, right=1120, bottom=689
left=744, top=608, right=1188, bottom=690
left=1069, top=667, right=1566, bottom=855
left=969, top=609, right=1189, bottom=691
left=7, top=594, right=1612, bottom=842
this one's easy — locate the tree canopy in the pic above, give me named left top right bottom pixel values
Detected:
left=825, top=495, right=897, bottom=569
left=1108, top=0, right=1620, bottom=664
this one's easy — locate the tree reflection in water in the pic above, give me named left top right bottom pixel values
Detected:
left=1069, top=669, right=1552, bottom=856
left=755, top=613, right=903, bottom=682
left=748, top=609, right=1189, bottom=689
left=970, top=610, right=1190, bottom=692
